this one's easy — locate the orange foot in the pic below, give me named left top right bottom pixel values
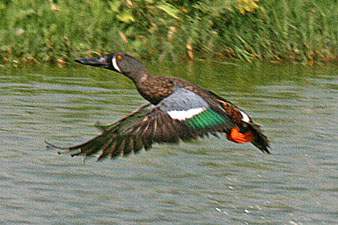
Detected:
left=227, top=127, right=254, bottom=143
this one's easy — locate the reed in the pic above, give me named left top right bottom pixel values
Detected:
left=0, top=0, right=336, bottom=65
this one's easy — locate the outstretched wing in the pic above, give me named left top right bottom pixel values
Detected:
left=46, top=88, right=236, bottom=160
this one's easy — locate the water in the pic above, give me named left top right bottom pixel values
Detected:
left=0, top=62, right=337, bottom=224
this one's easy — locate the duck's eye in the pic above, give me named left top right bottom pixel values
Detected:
left=116, top=55, right=124, bottom=60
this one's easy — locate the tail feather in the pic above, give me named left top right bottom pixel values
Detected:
left=248, top=123, right=270, bottom=154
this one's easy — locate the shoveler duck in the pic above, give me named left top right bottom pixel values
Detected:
left=47, top=52, right=270, bottom=160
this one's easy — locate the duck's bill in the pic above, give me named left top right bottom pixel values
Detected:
left=75, top=55, right=110, bottom=69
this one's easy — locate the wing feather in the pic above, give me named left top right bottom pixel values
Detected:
left=46, top=88, right=240, bottom=160
left=109, top=140, right=123, bottom=159
left=123, top=138, right=134, bottom=156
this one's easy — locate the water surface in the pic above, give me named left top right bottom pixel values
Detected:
left=0, top=62, right=337, bottom=224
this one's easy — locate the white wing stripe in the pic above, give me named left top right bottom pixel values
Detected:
left=168, top=107, right=206, bottom=121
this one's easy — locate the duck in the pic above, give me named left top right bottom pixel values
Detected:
left=46, top=52, right=270, bottom=161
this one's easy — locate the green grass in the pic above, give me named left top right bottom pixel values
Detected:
left=0, top=0, right=337, bottom=65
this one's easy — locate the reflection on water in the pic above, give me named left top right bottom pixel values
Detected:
left=0, top=62, right=337, bottom=224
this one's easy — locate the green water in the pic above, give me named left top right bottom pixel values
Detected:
left=0, top=61, right=337, bottom=224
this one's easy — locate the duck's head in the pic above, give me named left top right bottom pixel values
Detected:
left=75, top=52, right=149, bottom=82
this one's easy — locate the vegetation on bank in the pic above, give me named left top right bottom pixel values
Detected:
left=0, top=0, right=337, bottom=66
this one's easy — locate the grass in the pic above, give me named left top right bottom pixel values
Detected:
left=0, top=0, right=337, bottom=66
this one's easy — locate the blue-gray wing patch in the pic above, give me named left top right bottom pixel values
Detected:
left=158, top=87, right=234, bottom=130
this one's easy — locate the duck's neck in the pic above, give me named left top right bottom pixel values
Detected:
left=126, top=70, right=150, bottom=84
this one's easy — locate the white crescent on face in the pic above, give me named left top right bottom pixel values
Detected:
left=112, top=56, right=122, bottom=72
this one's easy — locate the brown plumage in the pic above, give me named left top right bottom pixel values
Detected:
left=46, top=52, right=270, bottom=161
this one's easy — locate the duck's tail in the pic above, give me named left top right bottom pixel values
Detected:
left=227, top=123, right=270, bottom=154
